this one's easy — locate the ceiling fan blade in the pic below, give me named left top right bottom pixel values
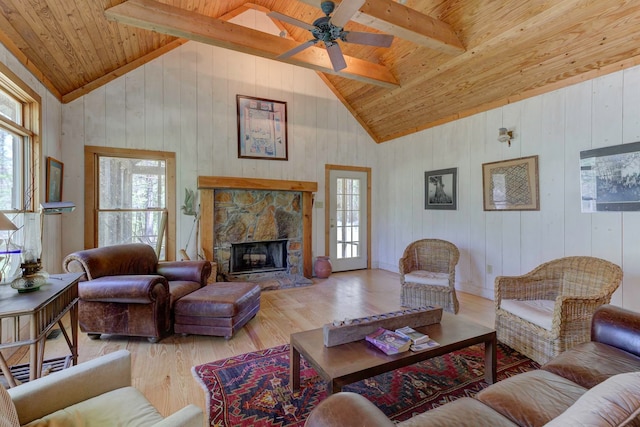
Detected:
left=326, top=42, right=347, bottom=71
left=342, top=31, right=394, bottom=48
left=330, top=0, right=365, bottom=28
left=267, top=11, right=316, bottom=31
left=277, top=39, right=318, bottom=59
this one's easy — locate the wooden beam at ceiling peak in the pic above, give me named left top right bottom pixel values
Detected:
left=105, top=0, right=399, bottom=88
left=298, top=0, right=465, bottom=55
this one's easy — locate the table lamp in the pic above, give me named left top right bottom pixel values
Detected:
left=0, top=212, right=19, bottom=283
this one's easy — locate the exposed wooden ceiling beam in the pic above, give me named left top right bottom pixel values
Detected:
left=105, top=0, right=399, bottom=88
left=298, top=0, right=465, bottom=55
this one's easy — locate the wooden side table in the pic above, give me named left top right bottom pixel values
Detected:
left=0, top=272, right=83, bottom=387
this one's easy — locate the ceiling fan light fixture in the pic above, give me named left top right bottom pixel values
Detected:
left=270, top=0, right=392, bottom=72
left=320, top=1, right=336, bottom=16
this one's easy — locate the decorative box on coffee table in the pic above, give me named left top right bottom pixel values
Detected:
left=323, top=306, right=443, bottom=347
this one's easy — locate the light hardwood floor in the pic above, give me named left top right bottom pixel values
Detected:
left=10, top=269, right=495, bottom=418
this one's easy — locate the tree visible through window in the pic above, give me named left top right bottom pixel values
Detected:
left=98, top=157, right=167, bottom=252
left=85, top=146, right=176, bottom=261
left=0, top=77, right=36, bottom=212
left=0, top=64, right=40, bottom=282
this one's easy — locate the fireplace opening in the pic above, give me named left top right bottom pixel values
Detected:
left=230, top=239, right=288, bottom=274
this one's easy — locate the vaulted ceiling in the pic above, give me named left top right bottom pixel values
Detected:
left=2, top=0, right=640, bottom=142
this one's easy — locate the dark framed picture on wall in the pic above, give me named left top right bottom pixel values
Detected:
left=237, top=95, right=288, bottom=160
left=580, top=140, right=640, bottom=212
left=46, top=157, right=63, bottom=202
left=425, top=168, right=457, bottom=210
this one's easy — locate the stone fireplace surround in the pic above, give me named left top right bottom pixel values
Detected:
left=198, top=177, right=318, bottom=280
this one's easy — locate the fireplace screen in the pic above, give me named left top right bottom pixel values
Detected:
left=230, top=240, right=287, bottom=274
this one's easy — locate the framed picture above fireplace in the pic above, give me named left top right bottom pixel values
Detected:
left=237, top=95, right=288, bottom=160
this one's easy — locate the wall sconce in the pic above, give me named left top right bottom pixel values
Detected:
left=498, top=127, right=514, bottom=146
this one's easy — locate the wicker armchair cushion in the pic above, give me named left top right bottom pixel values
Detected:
left=500, top=299, right=554, bottom=330
left=543, top=372, right=640, bottom=427
left=0, top=385, right=19, bottom=427
left=404, top=271, right=450, bottom=287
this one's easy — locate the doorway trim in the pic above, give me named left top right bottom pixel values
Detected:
left=325, top=164, right=372, bottom=269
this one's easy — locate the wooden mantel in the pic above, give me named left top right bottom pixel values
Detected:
left=198, top=176, right=318, bottom=278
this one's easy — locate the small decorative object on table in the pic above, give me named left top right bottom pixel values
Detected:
left=323, top=305, right=443, bottom=347
left=365, top=328, right=411, bottom=355
left=10, top=212, right=48, bottom=293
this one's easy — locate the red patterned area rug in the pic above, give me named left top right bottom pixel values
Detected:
left=192, top=343, right=538, bottom=427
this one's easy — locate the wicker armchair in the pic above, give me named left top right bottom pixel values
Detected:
left=399, top=239, right=460, bottom=313
left=495, top=256, right=622, bottom=364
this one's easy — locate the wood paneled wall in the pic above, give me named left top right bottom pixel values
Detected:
left=374, top=68, right=640, bottom=312
left=59, top=40, right=377, bottom=268
left=3, top=9, right=638, bottom=311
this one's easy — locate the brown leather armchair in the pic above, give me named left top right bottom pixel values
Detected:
left=63, top=243, right=212, bottom=343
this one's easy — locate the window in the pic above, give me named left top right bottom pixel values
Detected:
left=0, top=63, right=40, bottom=212
left=85, top=146, right=176, bottom=260
left=0, top=64, right=40, bottom=284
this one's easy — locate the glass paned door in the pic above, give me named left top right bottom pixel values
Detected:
left=329, top=169, right=367, bottom=271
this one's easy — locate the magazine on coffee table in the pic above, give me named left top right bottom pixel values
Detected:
left=365, top=328, right=411, bottom=355
left=395, top=326, right=430, bottom=345
left=410, top=338, right=440, bottom=352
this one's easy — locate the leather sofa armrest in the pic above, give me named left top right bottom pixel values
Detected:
left=592, top=304, right=640, bottom=357
left=157, top=260, right=212, bottom=285
left=153, top=404, right=203, bottom=427
left=304, top=392, right=394, bottom=427
left=63, top=244, right=159, bottom=280
left=8, top=350, right=132, bottom=426
left=79, top=275, right=169, bottom=303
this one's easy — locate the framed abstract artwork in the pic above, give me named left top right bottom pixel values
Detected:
left=237, top=95, right=288, bottom=160
left=482, top=155, right=539, bottom=211
left=425, top=168, right=457, bottom=210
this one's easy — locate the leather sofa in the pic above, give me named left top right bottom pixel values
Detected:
left=305, top=304, right=640, bottom=427
left=63, top=243, right=212, bottom=342
left=3, top=350, right=202, bottom=426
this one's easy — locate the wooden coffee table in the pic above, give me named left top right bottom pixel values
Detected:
left=290, top=312, right=496, bottom=395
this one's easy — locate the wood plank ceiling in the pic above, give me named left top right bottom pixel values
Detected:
left=2, top=0, right=640, bottom=143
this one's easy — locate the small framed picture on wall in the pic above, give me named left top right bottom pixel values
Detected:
left=425, top=168, right=457, bottom=210
left=46, top=157, right=64, bottom=202
left=237, top=95, right=288, bottom=160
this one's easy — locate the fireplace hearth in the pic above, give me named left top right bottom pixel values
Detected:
left=230, top=240, right=287, bottom=274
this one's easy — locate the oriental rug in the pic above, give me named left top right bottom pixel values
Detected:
left=192, top=343, right=538, bottom=427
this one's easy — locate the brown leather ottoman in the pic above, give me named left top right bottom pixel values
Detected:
left=174, top=282, right=261, bottom=339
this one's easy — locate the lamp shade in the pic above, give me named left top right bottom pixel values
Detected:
left=0, top=212, right=17, bottom=231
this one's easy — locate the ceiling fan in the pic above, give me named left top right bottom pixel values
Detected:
left=268, top=0, right=394, bottom=72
